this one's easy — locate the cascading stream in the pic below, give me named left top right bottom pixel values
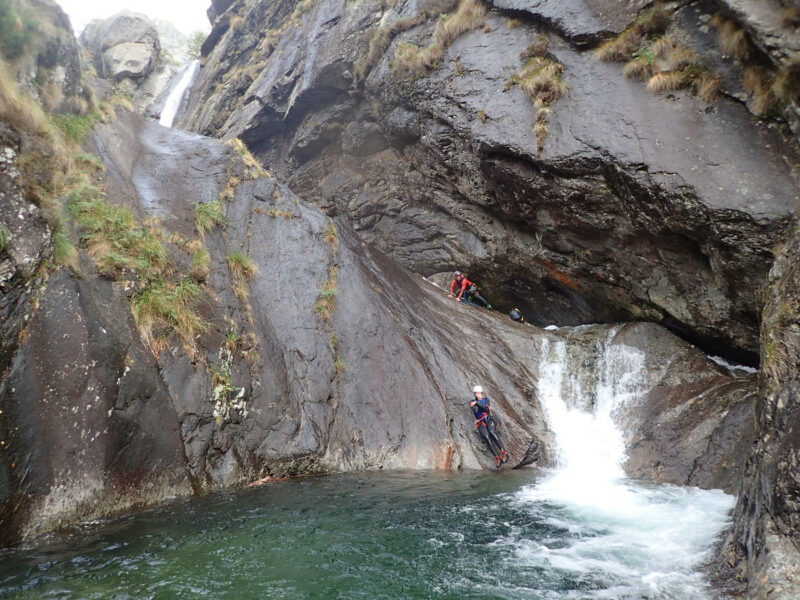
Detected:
left=509, top=331, right=735, bottom=598
left=159, top=60, right=201, bottom=128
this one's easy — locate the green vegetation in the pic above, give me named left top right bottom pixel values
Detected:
left=131, top=278, right=207, bottom=356
left=0, top=225, right=9, bottom=254
left=263, top=207, right=296, bottom=218
left=185, top=30, right=206, bottom=60
left=67, top=183, right=207, bottom=356
left=353, top=0, right=460, bottom=81
left=334, top=357, right=346, bottom=374
left=67, top=184, right=168, bottom=278
left=392, top=0, right=485, bottom=80
left=314, top=265, right=339, bottom=322
left=225, top=138, right=269, bottom=180
left=188, top=239, right=211, bottom=281
left=595, top=6, right=720, bottom=104
left=0, top=0, right=37, bottom=60
left=194, top=200, right=226, bottom=237
left=505, top=36, right=567, bottom=154
left=322, top=222, right=338, bottom=251
left=227, top=250, right=257, bottom=301
left=51, top=230, right=77, bottom=270
left=52, top=113, right=98, bottom=144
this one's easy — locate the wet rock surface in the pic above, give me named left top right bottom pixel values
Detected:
left=716, top=220, right=800, bottom=599
left=179, top=0, right=800, bottom=363
left=0, top=112, right=757, bottom=544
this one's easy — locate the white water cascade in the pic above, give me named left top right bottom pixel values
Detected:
left=509, top=331, right=735, bottom=598
left=159, top=60, right=201, bottom=128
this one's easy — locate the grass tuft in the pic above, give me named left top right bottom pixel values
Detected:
left=314, top=265, right=339, bottom=322
left=742, top=67, right=775, bottom=116
left=520, top=35, right=549, bottom=60
left=391, top=0, right=484, bottom=80
left=594, top=28, right=642, bottom=62
left=322, top=221, right=338, bottom=251
left=131, top=278, right=207, bottom=357
left=67, top=184, right=169, bottom=279
left=225, top=138, right=268, bottom=180
left=710, top=14, right=751, bottom=61
left=52, top=113, right=98, bottom=145
left=227, top=250, right=257, bottom=301
left=506, top=52, right=567, bottom=153
left=695, top=72, right=722, bottom=102
left=194, top=200, right=225, bottom=238
left=188, top=239, right=211, bottom=281
left=623, top=57, right=656, bottom=80
left=646, top=70, right=687, bottom=93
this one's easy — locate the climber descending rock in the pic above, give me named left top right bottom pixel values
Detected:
left=470, top=385, right=508, bottom=468
left=449, top=271, right=492, bottom=310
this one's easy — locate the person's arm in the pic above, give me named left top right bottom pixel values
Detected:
left=449, top=279, right=456, bottom=296
left=456, top=278, right=468, bottom=300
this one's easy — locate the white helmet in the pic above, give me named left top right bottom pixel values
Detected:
left=472, top=385, right=483, bottom=394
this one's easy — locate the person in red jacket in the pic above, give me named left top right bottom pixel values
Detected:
left=449, top=271, right=492, bottom=309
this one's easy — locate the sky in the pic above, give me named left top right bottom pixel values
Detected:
left=57, top=0, right=212, bottom=35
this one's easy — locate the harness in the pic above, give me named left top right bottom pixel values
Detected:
left=474, top=413, right=488, bottom=429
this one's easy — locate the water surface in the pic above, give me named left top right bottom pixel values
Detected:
left=0, top=470, right=731, bottom=599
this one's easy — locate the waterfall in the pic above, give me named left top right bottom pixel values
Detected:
left=509, top=330, right=735, bottom=598
left=159, top=60, right=201, bottom=128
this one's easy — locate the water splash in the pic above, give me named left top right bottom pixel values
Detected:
left=159, top=60, right=200, bottom=128
left=511, top=330, right=735, bottom=598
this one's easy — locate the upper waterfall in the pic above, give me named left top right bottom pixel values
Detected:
left=159, top=60, right=201, bottom=128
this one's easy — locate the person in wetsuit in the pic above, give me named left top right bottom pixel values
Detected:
left=470, top=385, right=508, bottom=468
left=449, top=271, right=491, bottom=309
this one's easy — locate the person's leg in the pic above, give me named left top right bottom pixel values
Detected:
left=472, top=290, right=490, bottom=308
left=478, top=425, right=501, bottom=459
left=487, top=420, right=507, bottom=462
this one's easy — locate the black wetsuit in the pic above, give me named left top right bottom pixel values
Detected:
left=471, top=396, right=505, bottom=457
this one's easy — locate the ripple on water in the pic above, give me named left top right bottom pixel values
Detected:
left=0, top=470, right=733, bottom=600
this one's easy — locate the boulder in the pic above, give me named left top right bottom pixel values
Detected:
left=80, top=11, right=161, bottom=84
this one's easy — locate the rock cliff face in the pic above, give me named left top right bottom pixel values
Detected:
left=715, top=220, right=800, bottom=599
left=3, top=0, right=92, bottom=114
left=179, top=0, right=800, bottom=365
left=0, top=110, right=755, bottom=545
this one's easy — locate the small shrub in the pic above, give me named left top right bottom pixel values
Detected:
left=637, top=6, right=671, bottom=34
left=391, top=0, right=485, bottom=80
left=194, top=200, right=225, bottom=237
left=664, top=46, right=699, bottom=71
left=334, top=357, right=346, bottom=374
left=225, top=138, right=268, bottom=179
left=594, top=28, right=642, bottom=62
left=185, top=30, right=206, bottom=60
left=743, top=67, right=775, bottom=116
left=772, top=65, right=800, bottom=104
left=68, top=184, right=169, bottom=279
left=76, top=152, right=104, bottom=170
